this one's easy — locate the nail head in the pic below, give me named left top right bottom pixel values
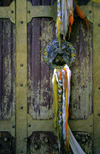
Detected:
left=20, top=106, right=23, bottom=109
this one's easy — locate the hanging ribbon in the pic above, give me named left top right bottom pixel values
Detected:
left=75, top=4, right=89, bottom=30
left=52, top=65, right=86, bottom=153
left=53, top=66, right=70, bottom=151
left=53, top=74, right=58, bottom=129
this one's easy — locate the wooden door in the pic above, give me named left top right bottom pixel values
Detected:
left=0, top=0, right=97, bottom=153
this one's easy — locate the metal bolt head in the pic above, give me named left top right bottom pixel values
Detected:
left=89, top=10, right=92, bottom=13
left=28, top=124, right=31, bottom=127
left=89, top=124, right=92, bottom=127
left=27, top=10, right=30, bottom=13
left=82, top=137, right=86, bottom=142
left=34, top=142, right=39, bottom=149
left=20, top=21, right=23, bottom=24
left=44, top=137, right=49, bottom=143
left=20, top=106, right=23, bottom=109
left=11, top=10, right=14, bottom=13
left=4, top=137, right=8, bottom=142
left=20, top=84, right=23, bottom=86
left=98, top=23, right=100, bottom=27
left=12, top=125, right=15, bottom=128
left=20, top=64, right=23, bottom=67
left=24, top=137, right=28, bottom=142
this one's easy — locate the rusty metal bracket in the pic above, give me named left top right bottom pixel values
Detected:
left=0, top=1, right=15, bottom=23
left=27, top=1, right=57, bottom=23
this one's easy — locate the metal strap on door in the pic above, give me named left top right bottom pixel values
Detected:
left=0, top=0, right=99, bottom=153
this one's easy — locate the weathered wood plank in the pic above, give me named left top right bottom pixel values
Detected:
left=31, top=1, right=41, bottom=119
left=27, top=0, right=56, bottom=120
left=11, top=22, right=16, bottom=116
left=27, top=0, right=41, bottom=120
left=1, top=19, right=13, bottom=120
left=69, top=18, right=93, bottom=120
left=0, top=19, right=15, bottom=120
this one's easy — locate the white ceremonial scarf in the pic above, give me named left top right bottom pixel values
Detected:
left=52, top=64, right=85, bottom=154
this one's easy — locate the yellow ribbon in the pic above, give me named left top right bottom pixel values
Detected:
left=53, top=75, right=58, bottom=129
left=58, top=17, right=61, bottom=48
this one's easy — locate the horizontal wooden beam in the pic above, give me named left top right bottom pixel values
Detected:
left=27, top=1, right=57, bottom=23
left=0, top=1, right=93, bottom=24
left=0, top=1, right=15, bottom=23
left=0, top=114, right=93, bottom=138
left=69, top=114, right=93, bottom=138
left=0, top=115, right=15, bottom=137
left=0, top=1, right=57, bottom=23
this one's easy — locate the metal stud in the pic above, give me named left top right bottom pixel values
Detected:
left=34, top=142, right=39, bottom=149
left=82, top=137, right=86, bottom=142
left=20, top=106, right=23, bottom=109
left=44, top=137, right=49, bottom=143
left=89, top=10, right=92, bottom=13
left=24, top=137, right=28, bottom=142
left=27, top=10, right=30, bottom=13
left=20, top=64, right=23, bottom=67
left=98, top=112, right=100, bottom=116
left=20, top=21, right=23, bottom=24
left=28, top=124, right=31, bottom=127
left=98, top=23, right=100, bottom=27
left=20, top=84, right=23, bottom=86
left=89, top=124, right=92, bottom=127
left=4, top=137, right=8, bottom=142
left=12, top=125, right=15, bottom=128
left=11, top=10, right=14, bottom=13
